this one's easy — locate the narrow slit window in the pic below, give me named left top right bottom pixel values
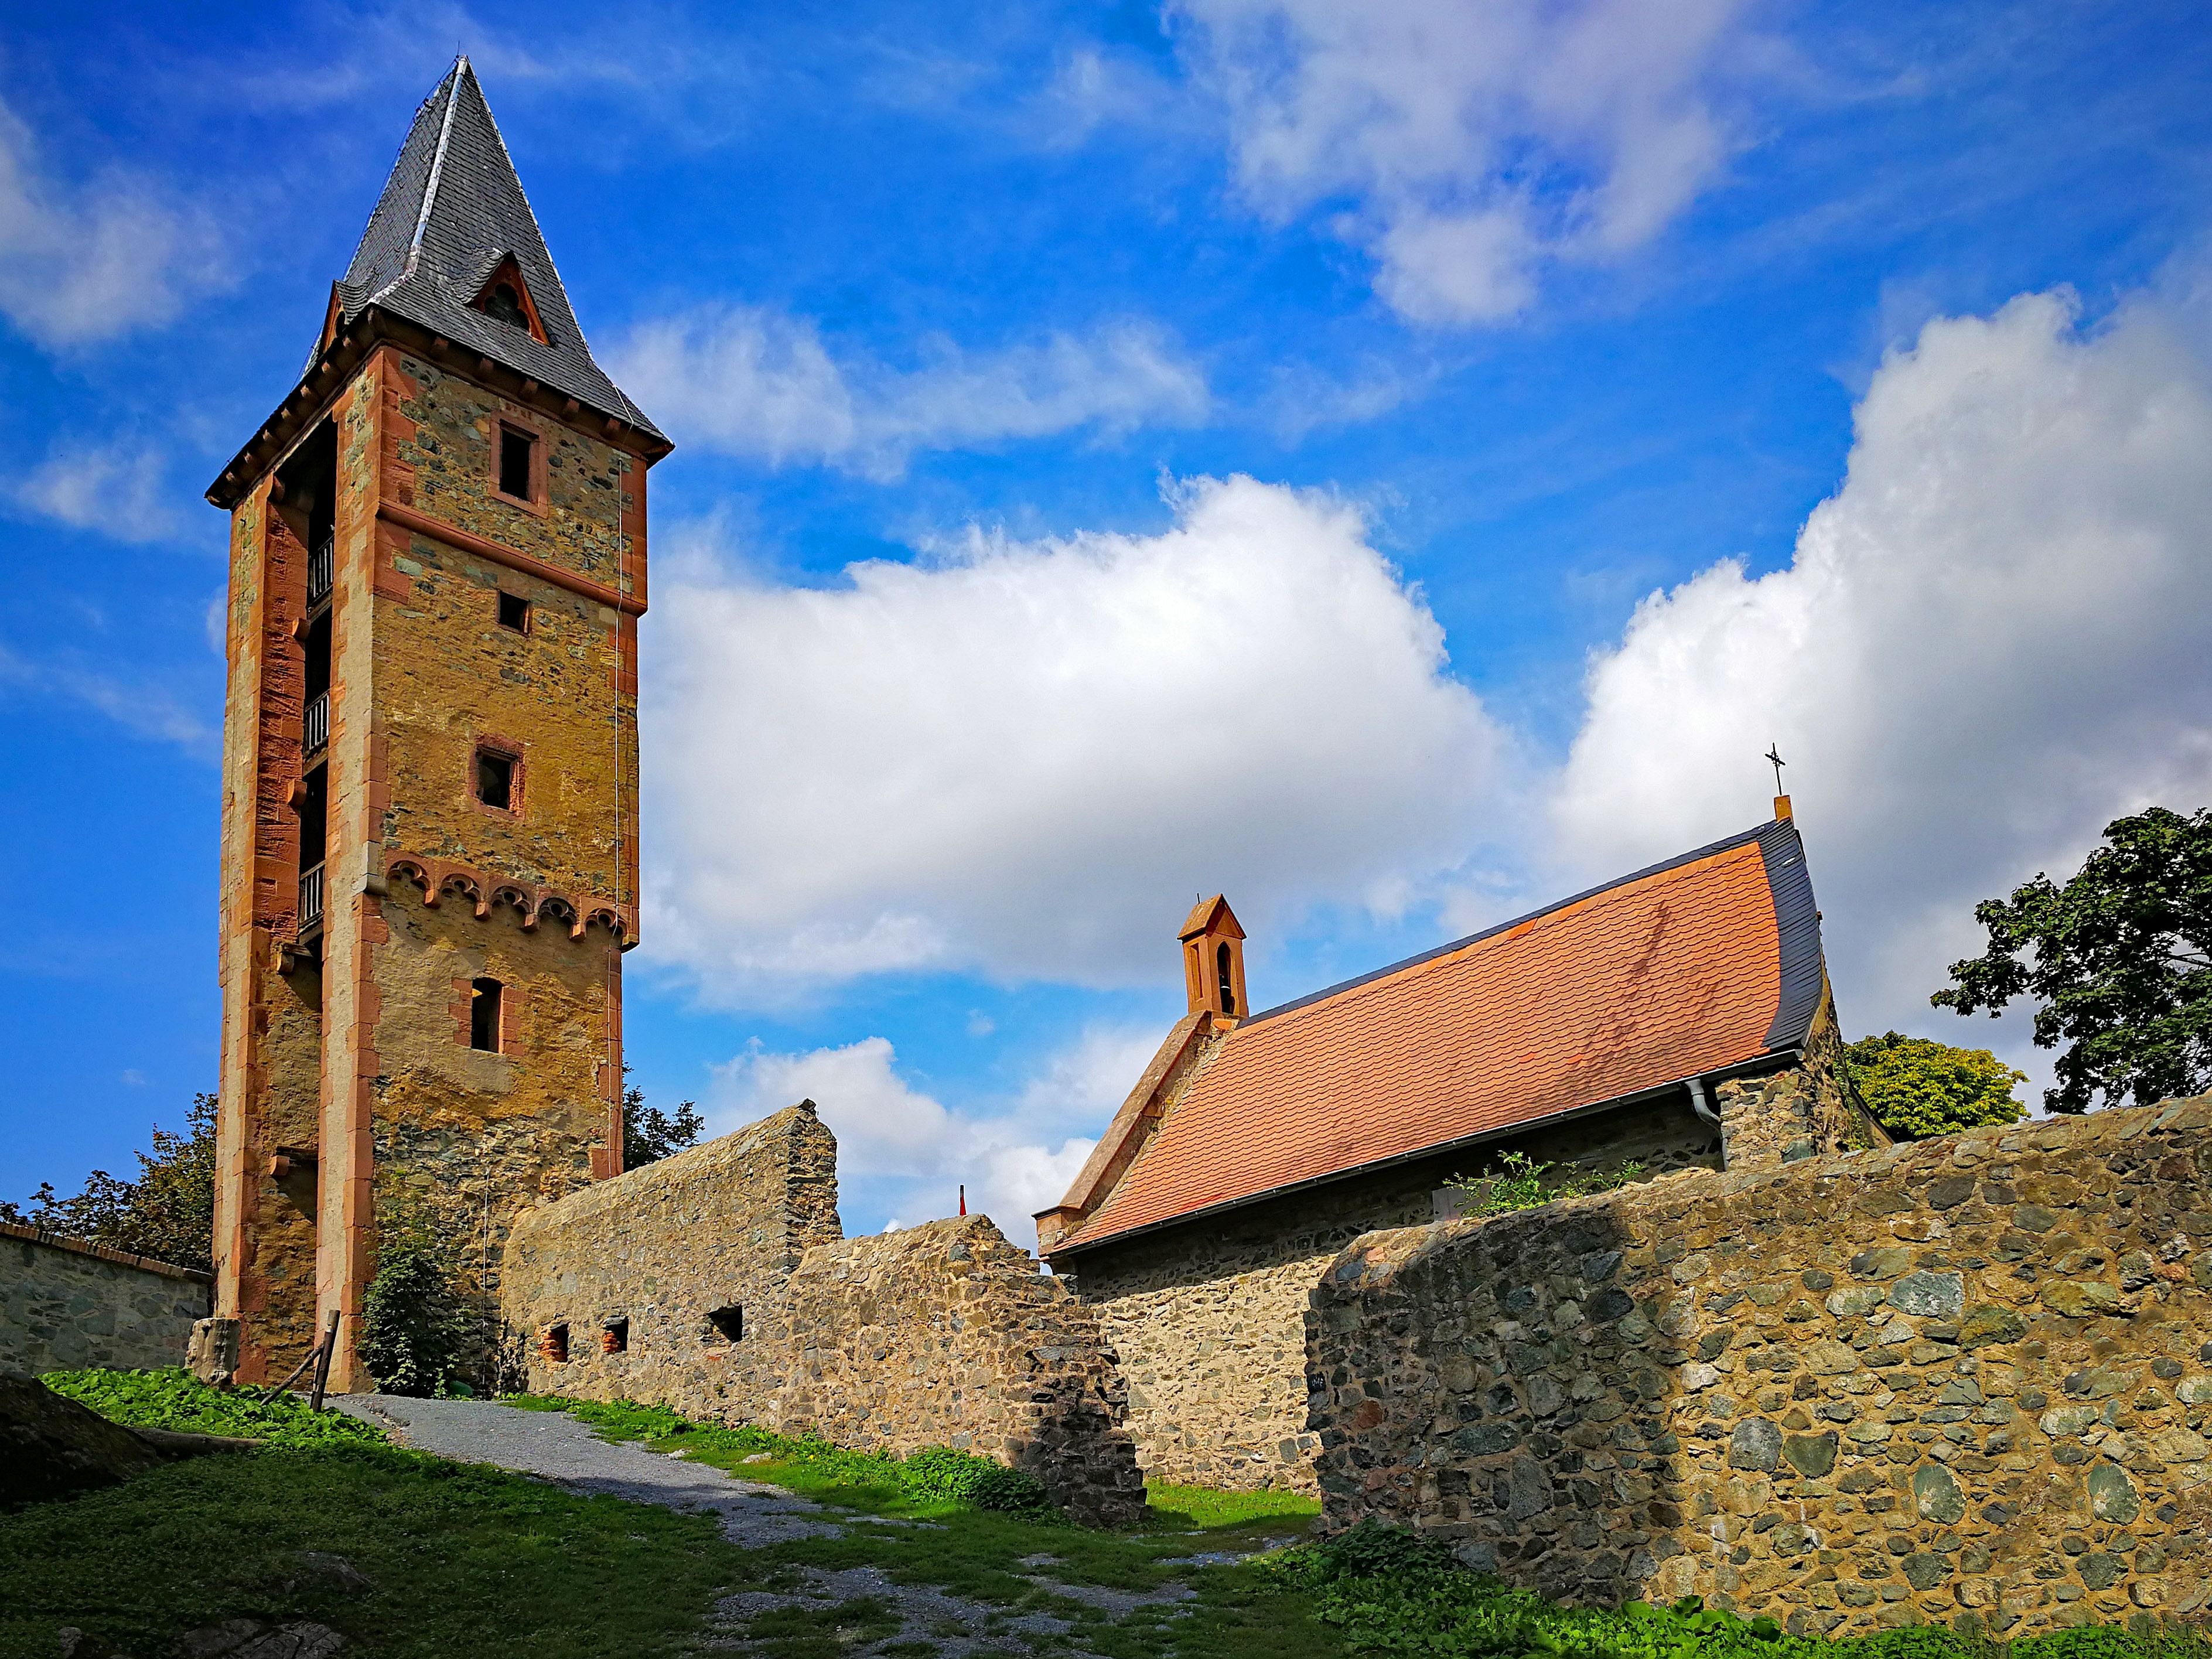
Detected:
left=707, top=1305, right=743, bottom=1343
left=498, top=426, right=535, bottom=501
left=602, top=1317, right=629, bottom=1355
left=469, top=978, right=503, bottom=1052
left=497, top=591, right=530, bottom=633
left=475, top=747, right=515, bottom=811
left=1216, top=941, right=1237, bottom=1016
left=542, top=1323, right=569, bottom=1364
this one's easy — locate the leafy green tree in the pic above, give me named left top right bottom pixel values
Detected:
left=1934, top=806, right=2212, bottom=1114
left=1843, top=1032, right=2025, bottom=1140
left=0, top=1093, right=216, bottom=1272
left=623, top=1079, right=704, bottom=1170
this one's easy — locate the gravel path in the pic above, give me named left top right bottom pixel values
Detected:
left=327, top=1395, right=836, bottom=1547
left=325, top=1396, right=1193, bottom=1656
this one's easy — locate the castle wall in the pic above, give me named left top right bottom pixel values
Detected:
left=499, top=1106, right=1145, bottom=1524
left=1066, top=1092, right=1723, bottom=1493
left=782, top=1216, right=1148, bottom=1526
left=1, top=1223, right=211, bottom=1375
left=1308, top=1095, right=2212, bottom=1637
left=501, top=1103, right=841, bottom=1421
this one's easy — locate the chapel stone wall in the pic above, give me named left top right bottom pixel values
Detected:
left=1069, top=1091, right=1722, bottom=1492
left=1308, top=1095, right=2212, bottom=1638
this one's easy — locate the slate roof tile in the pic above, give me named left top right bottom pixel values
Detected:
left=329, top=58, right=661, bottom=439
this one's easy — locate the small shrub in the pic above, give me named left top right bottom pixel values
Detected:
left=360, top=1211, right=473, bottom=1398
left=1443, top=1150, right=1647, bottom=1216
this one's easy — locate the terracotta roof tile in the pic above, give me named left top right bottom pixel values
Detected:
left=1056, top=821, right=1818, bottom=1252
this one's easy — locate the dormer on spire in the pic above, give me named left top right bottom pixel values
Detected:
left=1179, top=895, right=1247, bottom=1022
left=469, top=254, right=550, bottom=343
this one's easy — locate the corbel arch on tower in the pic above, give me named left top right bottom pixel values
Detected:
left=1179, top=895, right=1247, bottom=1023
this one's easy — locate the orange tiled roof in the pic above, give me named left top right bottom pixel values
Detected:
left=1053, top=820, right=1821, bottom=1253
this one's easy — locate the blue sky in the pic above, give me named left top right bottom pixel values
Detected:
left=4, top=1, right=2210, bottom=1235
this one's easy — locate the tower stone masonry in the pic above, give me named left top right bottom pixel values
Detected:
left=204, top=59, right=670, bottom=1390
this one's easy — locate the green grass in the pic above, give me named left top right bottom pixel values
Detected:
left=40, top=1367, right=386, bottom=1448
left=1148, top=1482, right=1322, bottom=1530
left=0, top=1371, right=746, bottom=1659
left=20, top=1378, right=2198, bottom=1659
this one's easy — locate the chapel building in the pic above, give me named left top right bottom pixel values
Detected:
left=1036, top=801, right=1886, bottom=1491
left=204, top=60, right=668, bottom=1388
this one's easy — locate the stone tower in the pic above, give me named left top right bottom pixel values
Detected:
left=204, top=60, right=669, bottom=1389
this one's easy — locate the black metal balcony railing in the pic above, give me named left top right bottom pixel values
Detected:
left=299, top=863, right=325, bottom=931
left=303, top=691, right=329, bottom=756
left=308, top=535, right=334, bottom=606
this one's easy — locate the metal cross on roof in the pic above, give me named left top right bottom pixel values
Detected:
left=1765, top=744, right=1787, bottom=794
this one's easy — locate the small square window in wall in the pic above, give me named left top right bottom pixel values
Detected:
left=602, top=1317, right=629, bottom=1355
left=475, top=746, right=518, bottom=813
left=541, top=1322, right=569, bottom=1364
left=497, top=591, right=530, bottom=633
left=492, top=418, right=547, bottom=512
left=469, top=977, right=503, bottom=1052
left=707, top=1305, right=743, bottom=1343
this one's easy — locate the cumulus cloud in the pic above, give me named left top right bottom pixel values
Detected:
left=711, top=1025, right=1158, bottom=1234
left=1169, top=0, right=1750, bottom=323
left=642, top=473, right=1508, bottom=995
left=611, top=306, right=1209, bottom=477
left=1552, top=284, right=2212, bottom=1044
left=16, top=443, right=176, bottom=542
left=0, top=100, right=224, bottom=347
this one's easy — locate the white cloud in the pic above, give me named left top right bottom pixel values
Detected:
left=641, top=473, right=1508, bottom=994
left=611, top=306, right=1209, bottom=478
left=1169, top=0, right=1750, bottom=323
left=709, top=1026, right=1157, bottom=1234
left=0, top=100, right=224, bottom=347
left=17, top=443, right=177, bottom=542
left=1552, top=284, right=2212, bottom=1055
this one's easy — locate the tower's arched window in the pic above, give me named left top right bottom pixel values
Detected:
left=1217, top=942, right=1237, bottom=1016
left=484, top=281, right=530, bottom=332
left=470, top=977, right=503, bottom=1052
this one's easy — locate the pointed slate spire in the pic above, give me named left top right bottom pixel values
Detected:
left=330, top=59, right=661, bottom=439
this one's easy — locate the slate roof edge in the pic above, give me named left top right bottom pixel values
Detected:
left=205, top=303, right=671, bottom=508
left=1240, top=819, right=1782, bottom=1030
left=1045, top=1047, right=1799, bottom=1261
left=1758, top=817, right=1825, bottom=1052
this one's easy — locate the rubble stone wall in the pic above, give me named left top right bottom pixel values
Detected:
left=1308, top=1095, right=2212, bottom=1638
left=1718, top=993, right=1886, bottom=1173
left=1068, top=1092, right=1723, bottom=1493
left=0, top=1224, right=211, bottom=1374
left=498, top=1106, right=1143, bottom=1524
left=784, top=1216, right=1147, bottom=1526
left=500, top=1102, right=840, bottom=1421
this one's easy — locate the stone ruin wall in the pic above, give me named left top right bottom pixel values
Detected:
left=781, top=1216, right=1147, bottom=1526
left=1069, top=1091, right=1726, bottom=1494
left=498, top=1102, right=1144, bottom=1524
left=1308, top=1094, right=2212, bottom=1638
left=499, top=1101, right=841, bottom=1421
